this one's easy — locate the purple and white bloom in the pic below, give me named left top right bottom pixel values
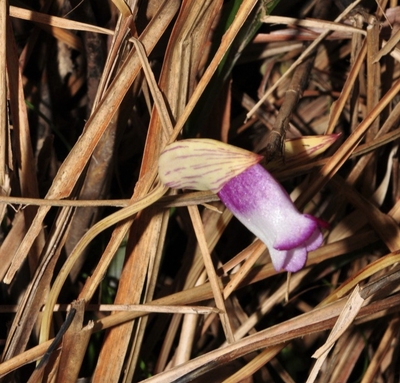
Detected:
left=217, top=163, right=323, bottom=272
left=158, top=139, right=324, bottom=272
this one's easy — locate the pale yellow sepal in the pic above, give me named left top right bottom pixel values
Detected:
left=158, top=139, right=262, bottom=193
left=268, top=134, right=340, bottom=171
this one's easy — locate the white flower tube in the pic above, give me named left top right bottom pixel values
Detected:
left=158, top=139, right=325, bottom=272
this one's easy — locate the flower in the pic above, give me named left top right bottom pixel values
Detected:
left=217, top=163, right=323, bottom=272
left=158, top=139, right=324, bottom=272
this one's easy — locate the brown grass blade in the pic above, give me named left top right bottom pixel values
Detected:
left=188, top=205, right=235, bottom=343
left=138, top=293, right=400, bottom=382
left=54, top=300, right=93, bottom=383
left=295, top=77, right=400, bottom=210
left=360, top=317, right=400, bottom=383
left=246, top=0, right=363, bottom=121
left=307, top=285, right=364, bottom=383
left=0, top=0, right=7, bottom=187
left=3, top=0, right=180, bottom=285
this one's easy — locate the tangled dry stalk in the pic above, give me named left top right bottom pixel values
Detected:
left=1, top=0, right=400, bottom=382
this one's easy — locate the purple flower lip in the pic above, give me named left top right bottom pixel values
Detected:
left=158, top=139, right=326, bottom=273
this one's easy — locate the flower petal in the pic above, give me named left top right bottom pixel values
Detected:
left=273, top=228, right=323, bottom=272
left=276, top=247, right=307, bottom=273
left=273, top=216, right=318, bottom=251
left=305, top=224, right=324, bottom=251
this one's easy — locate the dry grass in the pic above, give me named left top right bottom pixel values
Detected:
left=1, top=0, right=400, bottom=382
